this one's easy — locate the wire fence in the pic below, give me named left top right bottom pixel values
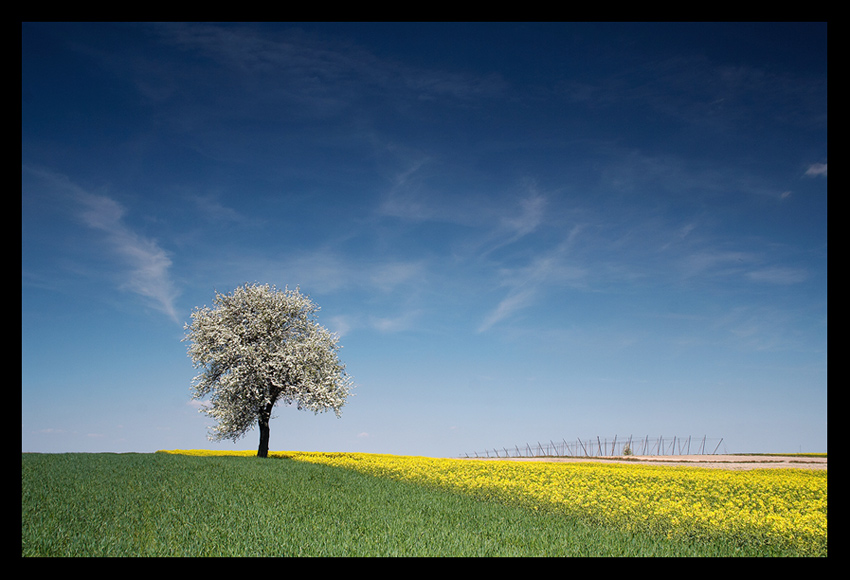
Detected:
left=461, top=435, right=724, bottom=459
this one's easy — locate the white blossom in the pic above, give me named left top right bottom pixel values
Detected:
left=183, top=283, right=354, bottom=455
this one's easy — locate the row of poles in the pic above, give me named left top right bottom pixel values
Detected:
left=461, top=435, right=724, bottom=459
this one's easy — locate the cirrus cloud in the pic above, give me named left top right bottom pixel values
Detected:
left=23, top=165, right=181, bottom=322
left=804, top=163, right=827, bottom=177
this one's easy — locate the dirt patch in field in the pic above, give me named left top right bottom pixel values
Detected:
left=465, top=454, right=827, bottom=470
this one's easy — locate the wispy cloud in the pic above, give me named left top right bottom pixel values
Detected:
left=374, top=166, right=572, bottom=334
left=369, top=262, right=425, bottom=293
left=478, top=190, right=549, bottom=256
left=504, top=193, right=546, bottom=238
left=74, top=194, right=180, bottom=322
left=194, top=246, right=430, bottom=336
left=659, top=222, right=697, bottom=251
left=710, top=304, right=810, bottom=353
left=325, top=310, right=422, bottom=336
left=746, top=267, right=808, bottom=285
left=377, top=156, right=490, bottom=226
left=804, top=162, right=827, bottom=177
left=678, top=249, right=755, bottom=280
left=23, top=166, right=180, bottom=322
left=274, top=249, right=426, bottom=297
left=327, top=315, right=355, bottom=338
left=369, top=310, right=423, bottom=333
left=188, top=193, right=257, bottom=226
left=478, top=287, right=538, bottom=333
left=478, top=228, right=587, bottom=332
left=148, top=23, right=506, bottom=118
left=378, top=160, right=550, bottom=248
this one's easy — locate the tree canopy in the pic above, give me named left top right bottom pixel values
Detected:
left=184, top=283, right=354, bottom=457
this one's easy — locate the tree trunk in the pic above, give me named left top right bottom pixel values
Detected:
left=257, top=403, right=273, bottom=458
left=257, top=422, right=270, bottom=458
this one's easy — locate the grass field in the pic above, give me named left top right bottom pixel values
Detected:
left=22, top=451, right=826, bottom=557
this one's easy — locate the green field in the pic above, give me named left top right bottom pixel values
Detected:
left=21, top=452, right=823, bottom=557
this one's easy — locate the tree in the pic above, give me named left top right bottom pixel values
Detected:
left=184, top=283, right=354, bottom=458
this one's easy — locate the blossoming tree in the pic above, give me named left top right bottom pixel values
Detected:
left=184, top=283, right=354, bottom=457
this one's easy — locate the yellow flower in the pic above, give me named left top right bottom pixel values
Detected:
left=160, top=449, right=826, bottom=555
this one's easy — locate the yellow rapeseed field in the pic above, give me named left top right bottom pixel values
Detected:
left=159, top=450, right=827, bottom=555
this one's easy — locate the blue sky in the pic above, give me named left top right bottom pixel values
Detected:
left=22, top=22, right=827, bottom=456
